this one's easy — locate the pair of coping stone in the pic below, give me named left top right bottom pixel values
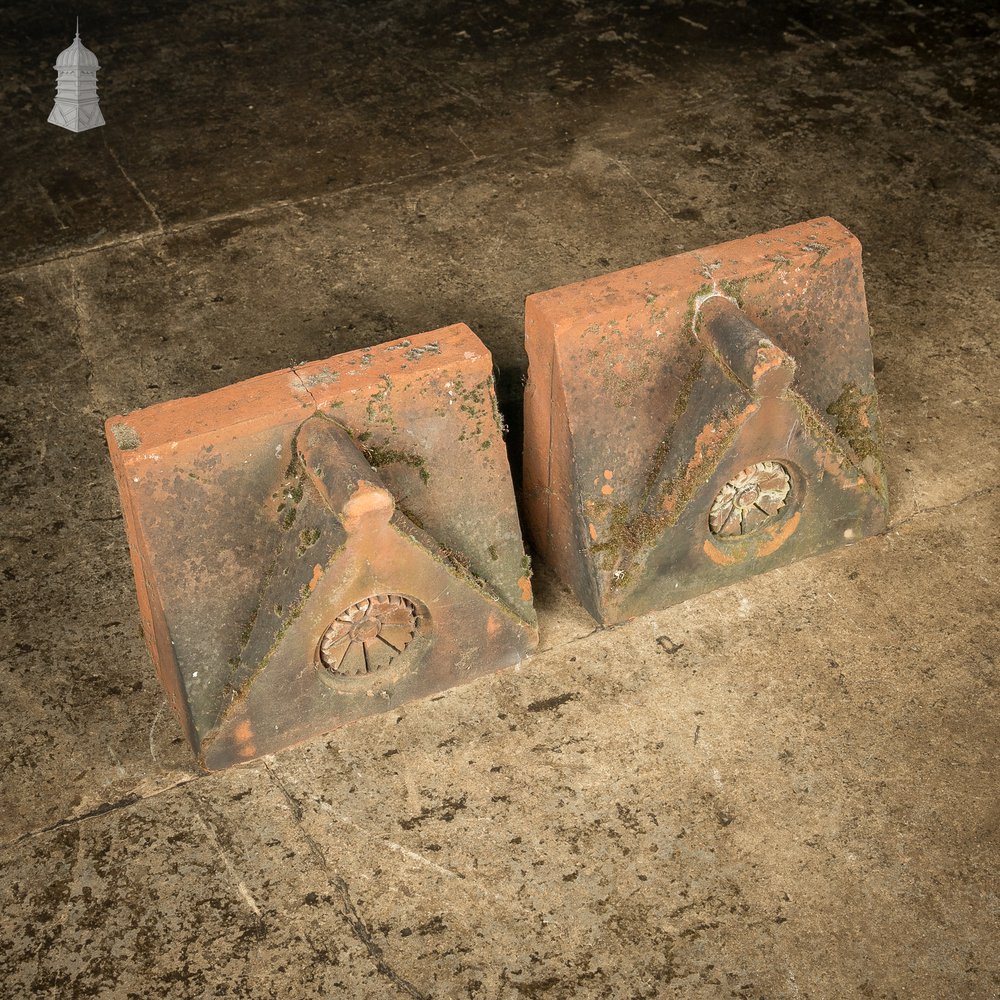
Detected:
left=107, top=217, right=888, bottom=770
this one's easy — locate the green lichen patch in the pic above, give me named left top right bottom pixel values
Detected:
left=297, top=527, right=321, bottom=556
left=258, top=583, right=312, bottom=673
left=801, top=242, right=830, bottom=267
left=364, top=444, right=430, bottom=485
left=238, top=609, right=258, bottom=652
left=826, top=382, right=880, bottom=462
left=301, top=367, right=340, bottom=388
left=366, top=374, right=396, bottom=429
left=404, top=341, right=441, bottom=362
left=447, top=374, right=497, bottom=441
left=277, top=425, right=309, bottom=530
left=111, top=423, right=141, bottom=451
left=717, top=277, right=748, bottom=308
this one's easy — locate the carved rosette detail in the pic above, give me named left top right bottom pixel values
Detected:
left=319, top=595, right=420, bottom=677
left=709, top=461, right=791, bottom=537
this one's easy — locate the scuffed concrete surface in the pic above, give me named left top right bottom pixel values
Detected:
left=0, top=1, right=997, bottom=997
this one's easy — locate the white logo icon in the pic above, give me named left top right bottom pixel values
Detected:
left=49, top=19, right=105, bottom=133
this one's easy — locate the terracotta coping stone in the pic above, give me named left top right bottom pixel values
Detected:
left=106, top=324, right=537, bottom=770
left=523, top=217, right=888, bottom=624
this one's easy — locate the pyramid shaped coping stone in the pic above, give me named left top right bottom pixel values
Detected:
left=523, top=217, right=888, bottom=624
left=106, top=324, right=537, bottom=769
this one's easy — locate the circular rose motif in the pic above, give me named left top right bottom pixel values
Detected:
left=709, top=461, right=791, bottom=537
left=319, top=594, right=420, bottom=677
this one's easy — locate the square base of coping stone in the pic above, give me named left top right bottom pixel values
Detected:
left=107, top=324, right=537, bottom=770
left=523, top=217, right=888, bottom=625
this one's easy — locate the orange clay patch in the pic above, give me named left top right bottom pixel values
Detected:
left=702, top=510, right=801, bottom=565
left=756, top=510, right=800, bottom=557
left=753, top=343, right=787, bottom=382
left=234, top=720, right=257, bottom=758
left=604, top=470, right=614, bottom=480
left=702, top=538, right=739, bottom=566
left=664, top=404, right=758, bottom=515
left=309, top=563, right=324, bottom=591
left=517, top=575, right=533, bottom=602
left=589, top=523, right=598, bottom=541
left=601, top=484, right=614, bottom=496
left=813, top=442, right=850, bottom=479
left=341, top=481, right=394, bottom=527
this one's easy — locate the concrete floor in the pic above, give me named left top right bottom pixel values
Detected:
left=1, top=1, right=998, bottom=997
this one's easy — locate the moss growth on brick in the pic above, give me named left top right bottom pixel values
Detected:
left=364, top=444, right=430, bottom=485
left=590, top=399, right=745, bottom=592
left=682, top=282, right=714, bottom=333
left=297, top=527, right=321, bottom=556
left=111, top=423, right=141, bottom=451
left=366, top=374, right=396, bottom=429
left=717, top=277, right=748, bottom=307
left=826, top=382, right=879, bottom=462
left=486, top=375, right=508, bottom=435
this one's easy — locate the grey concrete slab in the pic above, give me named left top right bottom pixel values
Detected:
left=4, top=1, right=996, bottom=269
left=2, top=495, right=995, bottom=998
left=261, top=491, right=999, bottom=998
left=0, top=268, right=196, bottom=843
left=0, top=768, right=416, bottom=998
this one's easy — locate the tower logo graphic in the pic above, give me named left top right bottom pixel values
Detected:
left=49, top=19, right=105, bottom=132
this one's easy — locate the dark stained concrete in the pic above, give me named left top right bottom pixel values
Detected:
left=0, top=1, right=997, bottom=997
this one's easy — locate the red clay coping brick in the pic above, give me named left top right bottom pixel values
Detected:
left=107, top=323, right=537, bottom=770
left=523, top=217, right=888, bottom=624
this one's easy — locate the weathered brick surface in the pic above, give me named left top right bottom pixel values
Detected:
left=106, top=324, right=536, bottom=769
left=523, top=217, right=888, bottom=624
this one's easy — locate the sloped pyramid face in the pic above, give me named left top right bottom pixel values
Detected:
left=202, top=415, right=535, bottom=769
left=614, top=388, right=887, bottom=621
left=524, top=218, right=888, bottom=624
left=106, top=325, right=537, bottom=770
